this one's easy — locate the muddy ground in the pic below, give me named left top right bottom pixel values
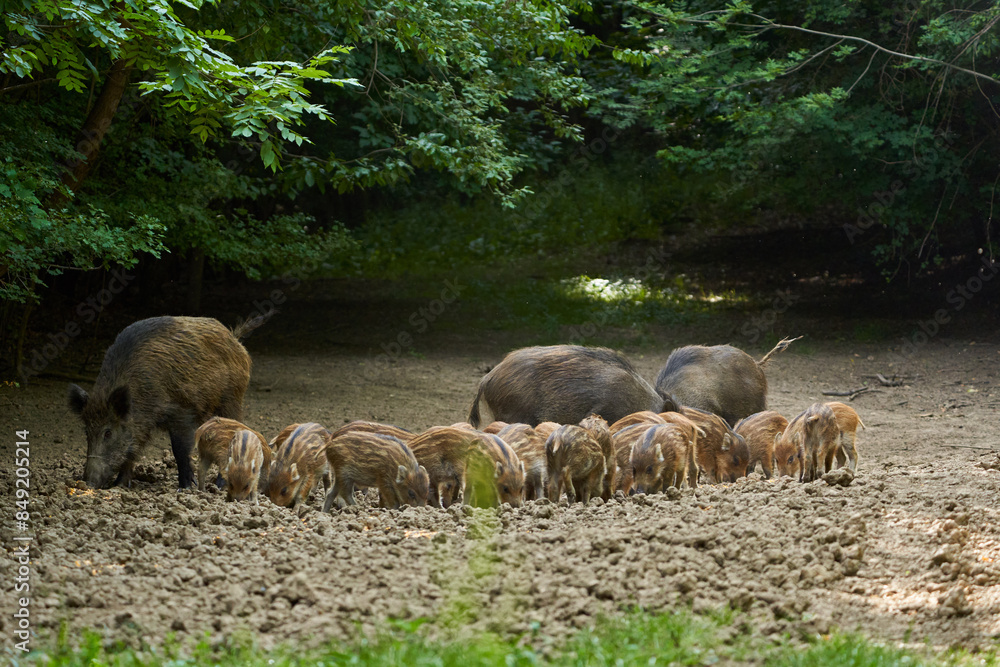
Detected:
left=2, top=285, right=1000, bottom=656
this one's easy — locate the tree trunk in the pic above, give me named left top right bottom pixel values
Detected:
left=48, top=58, right=134, bottom=207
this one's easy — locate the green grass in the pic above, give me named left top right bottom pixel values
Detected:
left=17, top=609, right=1000, bottom=667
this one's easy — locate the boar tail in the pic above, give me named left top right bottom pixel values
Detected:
left=232, top=311, right=276, bottom=341
left=757, top=335, right=803, bottom=367
left=468, top=385, right=484, bottom=428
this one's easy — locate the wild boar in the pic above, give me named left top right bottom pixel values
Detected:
left=679, top=407, right=749, bottom=484
left=533, top=422, right=561, bottom=440
left=655, top=337, right=801, bottom=426
left=68, top=314, right=269, bottom=489
left=327, top=420, right=414, bottom=443
left=268, top=423, right=300, bottom=451
left=825, top=401, right=865, bottom=472
left=194, top=417, right=269, bottom=502
left=609, top=410, right=666, bottom=434
left=579, top=414, right=616, bottom=501
left=482, top=421, right=509, bottom=434
left=323, top=432, right=429, bottom=511
left=777, top=403, right=838, bottom=482
left=657, top=411, right=703, bottom=489
left=498, top=424, right=547, bottom=502
left=630, top=424, right=691, bottom=494
left=544, top=425, right=605, bottom=503
left=267, top=423, right=330, bottom=507
left=468, top=345, right=677, bottom=427
left=733, top=410, right=788, bottom=479
left=612, top=423, right=655, bottom=494
left=466, top=432, right=526, bottom=507
left=408, top=426, right=479, bottom=508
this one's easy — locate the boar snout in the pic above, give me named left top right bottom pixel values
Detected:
left=84, top=456, right=114, bottom=489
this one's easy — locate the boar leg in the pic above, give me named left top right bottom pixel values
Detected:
left=761, top=454, right=773, bottom=480
left=197, top=456, right=211, bottom=492
left=686, top=449, right=699, bottom=489
left=168, top=428, right=196, bottom=489
left=845, top=433, right=859, bottom=471
left=113, top=455, right=137, bottom=489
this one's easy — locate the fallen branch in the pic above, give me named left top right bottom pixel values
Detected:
left=822, top=386, right=873, bottom=400
left=941, top=444, right=996, bottom=451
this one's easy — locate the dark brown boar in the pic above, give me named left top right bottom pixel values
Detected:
left=323, top=432, right=429, bottom=511
left=612, top=424, right=654, bottom=494
left=194, top=417, right=270, bottom=502
left=579, top=414, right=616, bottom=501
left=498, top=424, right=547, bottom=502
left=328, top=420, right=414, bottom=443
left=679, top=407, right=750, bottom=484
left=468, top=345, right=677, bottom=428
left=408, top=426, right=479, bottom=508
left=654, top=337, right=801, bottom=426
left=267, top=423, right=330, bottom=507
left=544, top=425, right=605, bottom=503
left=609, top=411, right=666, bottom=434
left=825, top=401, right=864, bottom=472
left=733, top=410, right=788, bottom=479
left=67, top=315, right=269, bottom=489
left=630, top=424, right=691, bottom=494
left=466, top=432, right=526, bottom=507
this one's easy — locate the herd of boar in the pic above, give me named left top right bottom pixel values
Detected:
left=67, top=316, right=865, bottom=511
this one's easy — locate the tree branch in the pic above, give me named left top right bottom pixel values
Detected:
left=660, top=11, right=1000, bottom=87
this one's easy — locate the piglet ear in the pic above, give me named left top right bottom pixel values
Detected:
left=655, top=443, right=664, bottom=464
left=519, top=461, right=525, bottom=476
left=68, top=384, right=89, bottom=414
left=773, top=431, right=783, bottom=446
left=494, top=461, right=503, bottom=479
left=108, top=386, right=131, bottom=420
left=397, top=465, right=407, bottom=484
left=721, top=434, right=731, bottom=452
left=290, top=462, right=300, bottom=481
left=419, top=464, right=429, bottom=478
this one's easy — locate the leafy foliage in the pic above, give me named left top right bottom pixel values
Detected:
left=0, top=105, right=165, bottom=304
left=604, top=0, right=1000, bottom=274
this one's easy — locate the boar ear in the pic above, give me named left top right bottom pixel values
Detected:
left=67, top=384, right=89, bottom=415
left=397, top=465, right=407, bottom=484
left=721, top=434, right=731, bottom=452
left=655, top=443, right=664, bottom=464
left=494, top=461, right=503, bottom=479
left=108, top=386, right=131, bottom=420
left=290, top=462, right=300, bottom=481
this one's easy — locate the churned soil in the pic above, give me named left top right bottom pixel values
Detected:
left=2, top=306, right=1000, bottom=655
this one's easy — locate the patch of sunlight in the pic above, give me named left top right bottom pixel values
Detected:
left=560, top=275, right=745, bottom=306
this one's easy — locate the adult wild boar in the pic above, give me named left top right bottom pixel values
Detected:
left=468, top=345, right=676, bottom=428
left=68, top=315, right=268, bottom=489
left=654, top=336, right=801, bottom=426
